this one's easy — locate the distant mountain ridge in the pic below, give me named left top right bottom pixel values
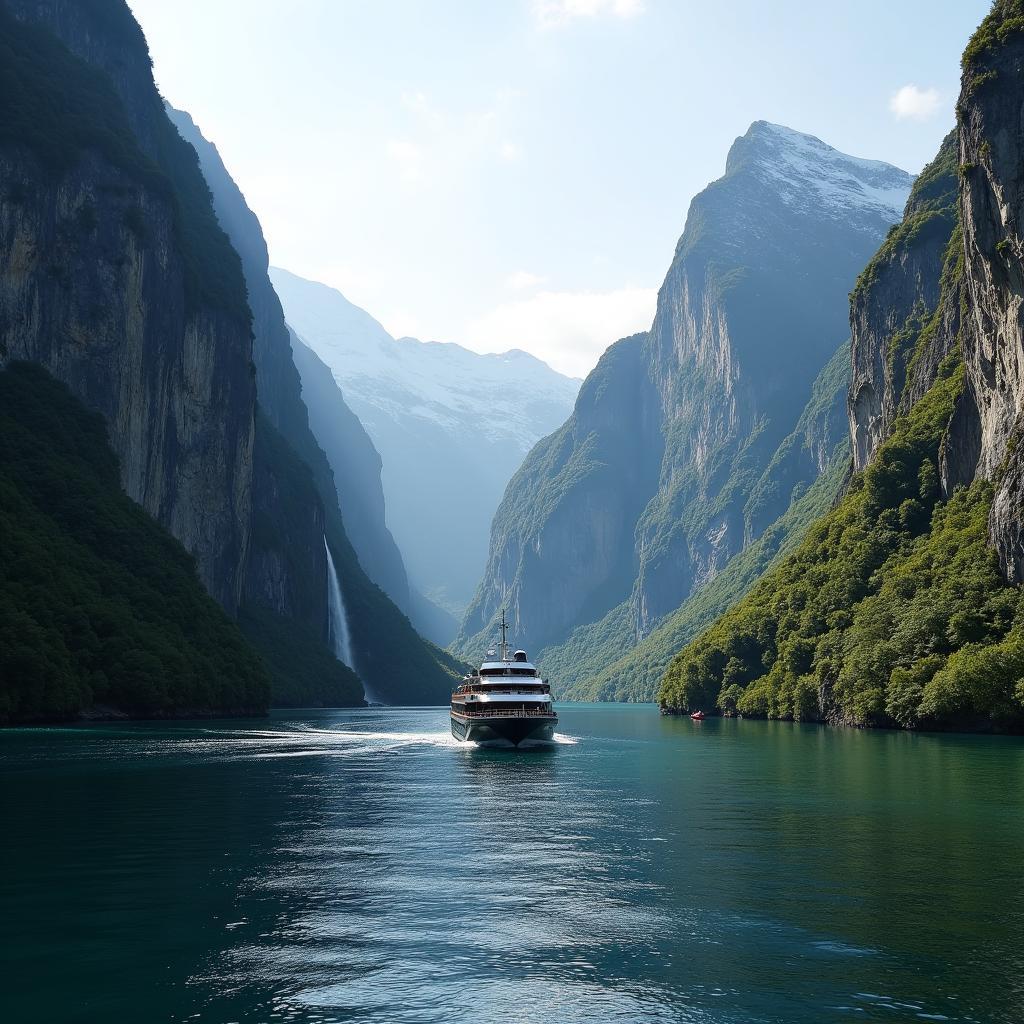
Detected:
left=270, top=267, right=581, bottom=616
left=455, top=121, right=913, bottom=694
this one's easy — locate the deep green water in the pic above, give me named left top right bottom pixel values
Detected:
left=2, top=704, right=1023, bottom=1023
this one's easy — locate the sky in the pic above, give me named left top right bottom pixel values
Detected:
left=126, top=0, right=989, bottom=379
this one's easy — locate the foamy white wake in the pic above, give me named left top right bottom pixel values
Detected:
left=197, top=724, right=578, bottom=759
left=302, top=727, right=577, bottom=748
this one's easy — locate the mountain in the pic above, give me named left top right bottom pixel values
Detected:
left=456, top=122, right=912, bottom=685
left=287, top=332, right=411, bottom=615
left=269, top=267, right=581, bottom=616
left=166, top=105, right=463, bottom=704
left=660, top=4, right=1024, bottom=732
left=0, top=0, right=460, bottom=717
left=548, top=339, right=852, bottom=701
left=0, top=0, right=277, bottom=722
left=0, top=1, right=255, bottom=612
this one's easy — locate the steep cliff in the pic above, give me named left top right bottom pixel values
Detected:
left=0, top=2, right=460, bottom=707
left=632, top=125, right=909, bottom=636
left=164, top=106, right=332, bottom=653
left=0, top=2, right=255, bottom=610
left=459, top=333, right=661, bottom=658
left=289, top=328, right=459, bottom=645
left=166, top=106, right=464, bottom=703
left=849, top=134, right=960, bottom=470
left=457, top=123, right=910, bottom=669
left=657, top=5, right=1024, bottom=731
left=552, top=340, right=852, bottom=701
left=959, top=4, right=1024, bottom=582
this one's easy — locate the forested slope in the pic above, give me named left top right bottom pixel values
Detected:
left=0, top=364, right=269, bottom=723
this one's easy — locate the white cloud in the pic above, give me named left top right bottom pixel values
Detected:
left=505, top=270, right=545, bottom=290
left=499, top=140, right=523, bottom=161
left=467, top=285, right=656, bottom=377
left=386, top=139, right=424, bottom=182
left=888, top=84, right=941, bottom=122
left=533, top=0, right=645, bottom=29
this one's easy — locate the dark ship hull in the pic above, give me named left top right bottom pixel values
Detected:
left=450, top=712, right=557, bottom=747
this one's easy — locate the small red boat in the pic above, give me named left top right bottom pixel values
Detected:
left=690, top=710, right=705, bottom=721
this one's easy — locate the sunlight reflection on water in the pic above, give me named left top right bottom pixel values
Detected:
left=3, top=706, right=1023, bottom=1023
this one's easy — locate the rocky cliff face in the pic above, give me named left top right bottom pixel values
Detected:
left=0, top=2, right=255, bottom=610
left=959, top=11, right=1024, bottom=582
left=291, top=329, right=459, bottom=645
left=849, top=135, right=961, bottom=471
left=0, top=2, right=460, bottom=705
left=165, top=107, right=331, bottom=633
left=849, top=7, right=1024, bottom=583
left=634, top=124, right=911, bottom=634
left=547, top=338, right=853, bottom=703
left=166, top=108, right=314, bottom=451
left=656, top=6, right=1024, bottom=732
left=457, top=123, right=911, bottom=663
left=459, top=333, right=662, bottom=655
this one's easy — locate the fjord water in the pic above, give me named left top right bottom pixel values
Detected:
left=3, top=706, right=1022, bottom=1023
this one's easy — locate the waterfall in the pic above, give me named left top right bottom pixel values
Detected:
left=324, top=536, right=355, bottom=671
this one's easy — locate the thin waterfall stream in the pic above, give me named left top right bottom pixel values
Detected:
left=323, top=537, right=383, bottom=704
left=324, top=536, right=364, bottom=694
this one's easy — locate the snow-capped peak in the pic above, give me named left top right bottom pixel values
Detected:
left=731, top=120, right=914, bottom=221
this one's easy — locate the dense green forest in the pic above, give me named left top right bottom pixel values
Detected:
left=659, top=356, right=1024, bottom=731
left=0, top=364, right=270, bottom=723
left=238, top=604, right=362, bottom=708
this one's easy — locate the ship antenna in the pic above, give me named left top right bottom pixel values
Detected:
left=501, top=608, right=509, bottom=661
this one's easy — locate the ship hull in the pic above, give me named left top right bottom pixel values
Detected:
left=451, top=713, right=557, bottom=747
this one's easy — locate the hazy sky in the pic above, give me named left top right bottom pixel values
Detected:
left=127, top=0, right=988, bottom=378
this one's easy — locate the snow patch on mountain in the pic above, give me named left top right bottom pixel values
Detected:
left=737, top=121, right=913, bottom=221
left=269, top=270, right=579, bottom=452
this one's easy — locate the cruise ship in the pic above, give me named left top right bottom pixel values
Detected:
left=451, top=612, right=557, bottom=747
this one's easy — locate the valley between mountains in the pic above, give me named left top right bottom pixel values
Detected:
left=2, top=0, right=1024, bottom=735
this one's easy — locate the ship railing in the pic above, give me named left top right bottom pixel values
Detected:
left=454, top=685, right=550, bottom=696
left=450, top=707, right=557, bottom=719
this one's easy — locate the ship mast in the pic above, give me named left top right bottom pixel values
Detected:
left=500, top=609, right=510, bottom=662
